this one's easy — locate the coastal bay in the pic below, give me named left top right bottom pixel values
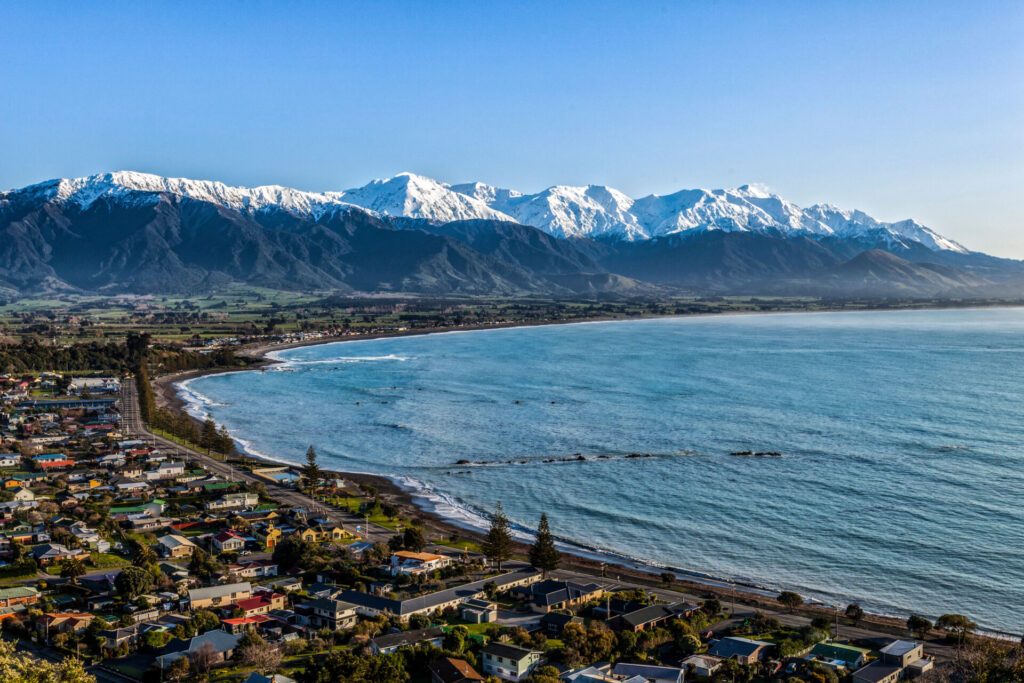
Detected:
left=178, top=307, right=1024, bottom=633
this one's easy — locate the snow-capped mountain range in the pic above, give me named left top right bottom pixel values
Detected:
left=8, top=170, right=967, bottom=253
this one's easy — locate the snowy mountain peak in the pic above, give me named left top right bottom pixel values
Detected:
left=23, top=170, right=359, bottom=218
left=4, top=171, right=969, bottom=254
left=339, top=173, right=514, bottom=223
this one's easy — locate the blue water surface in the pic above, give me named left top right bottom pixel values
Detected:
left=183, top=308, right=1024, bottom=631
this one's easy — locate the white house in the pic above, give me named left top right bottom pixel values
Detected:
left=389, top=550, right=453, bottom=576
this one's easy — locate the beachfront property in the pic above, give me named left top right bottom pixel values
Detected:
left=389, top=549, right=453, bottom=576
left=481, top=642, right=542, bottom=682
left=340, top=566, right=541, bottom=622
left=805, top=641, right=870, bottom=670
left=607, top=601, right=698, bottom=632
left=516, top=578, right=606, bottom=613
left=708, top=636, right=774, bottom=663
left=852, top=640, right=934, bottom=682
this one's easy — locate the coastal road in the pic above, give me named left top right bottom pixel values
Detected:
left=119, top=380, right=399, bottom=544
left=121, top=380, right=959, bottom=663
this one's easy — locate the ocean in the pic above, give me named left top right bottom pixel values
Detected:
left=179, top=307, right=1024, bottom=632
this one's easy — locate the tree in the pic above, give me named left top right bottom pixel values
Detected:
left=199, top=417, right=218, bottom=453
left=188, top=548, right=222, bottom=581
left=217, top=426, right=236, bottom=456
left=60, top=556, right=87, bottom=585
left=659, top=571, right=675, bottom=587
left=236, top=629, right=281, bottom=672
left=936, top=613, right=976, bottom=648
left=0, top=639, right=95, bottom=682
left=128, top=538, right=157, bottom=567
left=402, top=526, right=426, bottom=552
left=482, top=502, right=513, bottom=570
left=527, top=513, right=560, bottom=576
left=115, top=565, right=153, bottom=599
left=845, top=602, right=864, bottom=624
left=166, top=657, right=190, bottom=683
left=777, top=591, right=803, bottom=612
left=189, top=642, right=217, bottom=677
left=301, top=445, right=321, bottom=494
left=907, top=614, right=932, bottom=639
left=273, top=535, right=322, bottom=572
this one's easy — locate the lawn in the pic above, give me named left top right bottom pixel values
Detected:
left=90, top=552, right=131, bottom=569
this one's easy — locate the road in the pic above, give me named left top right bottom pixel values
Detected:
left=119, top=380, right=958, bottom=664
left=119, top=381, right=397, bottom=543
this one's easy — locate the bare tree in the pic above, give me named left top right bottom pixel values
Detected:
left=188, top=642, right=218, bottom=678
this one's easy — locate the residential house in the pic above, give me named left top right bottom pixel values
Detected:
left=460, top=598, right=497, bottom=623
left=708, top=637, right=774, bottom=664
left=340, top=566, right=540, bottom=623
left=242, top=674, right=296, bottom=683
left=681, top=654, right=722, bottom=678
left=145, top=461, right=186, bottom=481
left=37, top=612, right=95, bottom=638
left=31, top=543, right=89, bottom=566
left=227, top=559, right=278, bottom=579
left=309, top=598, right=358, bottom=631
left=0, top=456, right=20, bottom=468
left=31, top=453, right=74, bottom=471
left=212, top=530, right=246, bottom=553
left=805, top=642, right=870, bottom=670
left=221, top=614, right=272, bottom=635
left=481, top=642, right=541, bottom=682
left=0, top=586, right=39, bottom=608
left=539, top=611, right=582, bottom=636
left=188, top=582, right=252, bottom=610
left=612, top=662, right=685, bottom=683
left=429, top=656, right=485, bottom=683
left=858, top=640, right=934, bottom=680
left=851, top=662, right=903, bottom=683
left=879, top=640, right=926, bottom=667
left=234, top=593, right=285, bottom=618
left=206, top=492, right=259, bottom=511
left=390, top=550, right=453, bottom=576
left=69, top=523, right=110, bottom=552
left=154, top=630, right=243, bottom=669
left=371, top=626, right=446, bottom=655
left=253, top=522, right=282, bottom=549
left=518, top=579, right=605, bottom=613
left=9, top=487, right=34, bottom=501
left=157, top=534, right=197, bottom=559
left=609, top=602, right=697, bottom=632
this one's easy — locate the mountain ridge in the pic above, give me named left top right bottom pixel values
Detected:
left=2, top=170, right=1019, bottom=300
left=4, top=171, right=968, bottom=254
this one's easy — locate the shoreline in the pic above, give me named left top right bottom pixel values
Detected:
left=155, top=306, right=1022, bottom=640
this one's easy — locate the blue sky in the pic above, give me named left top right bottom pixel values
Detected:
left=2, top=1, right=1022, bottom=255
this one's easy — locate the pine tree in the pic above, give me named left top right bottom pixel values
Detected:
left=528, top=512, right=560, bottom=576
left=483, top=501, right=513, bottom=570
left=301, top=445, right=321, bottom=494
left=199, top=417, right=218, bottom=453
left=217, top=426, right=236, bottom=456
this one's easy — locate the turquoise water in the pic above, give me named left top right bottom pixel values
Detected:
left=181, top=308, right=1024, bottom=631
